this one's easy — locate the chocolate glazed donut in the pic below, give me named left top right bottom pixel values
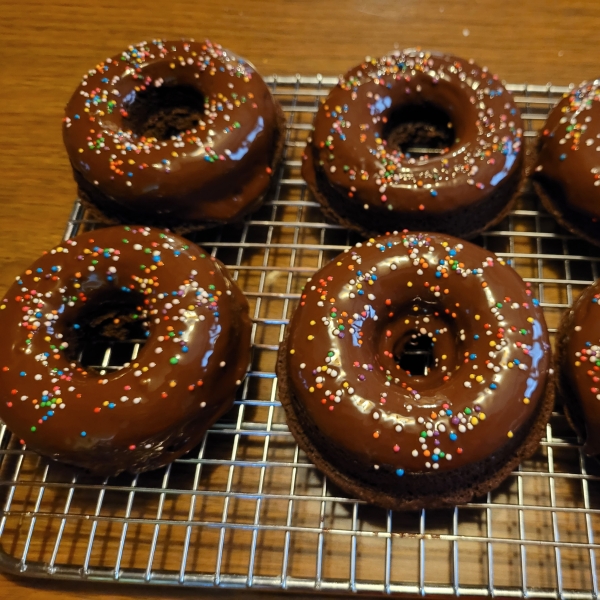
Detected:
left=63, top=39, right=286, bottom=229
left=555, top=280, right=600, bottom=455
left=533, top=80, right=600, bottom=247
left=277, top=232, right=553, bottom=510
left=302, top=49, right=524, bottom=239
left=0, top=226, right=251, bottom=476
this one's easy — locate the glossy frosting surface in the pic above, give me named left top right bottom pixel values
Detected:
left=302, top=49, right=523, bottom=215
left=63, top=40, right=281, bottom=224
left=284, top=232, right=550, bottom=474
left=0, top=226, right=251, bottom=474
left=535, top=80, right=600, bottom=218
left=559, top=280, right=600, bottom=454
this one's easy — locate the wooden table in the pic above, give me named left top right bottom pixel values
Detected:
left=1, top=0, right=599, bottom=597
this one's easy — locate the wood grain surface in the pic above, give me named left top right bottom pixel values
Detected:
left=1, top=0, right=599, bottom=597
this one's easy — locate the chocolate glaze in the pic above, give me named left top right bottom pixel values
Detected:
left=556, top=280, right=600, bottom=455
left=0, top=226, right=251, bottom=475
left=534, top=80, right=600, bottom=221
left=302, top=50, right=524, bottom=233
left=282, top=232, right=550, bottom=475
left=63, top=40, right=283, bottom=226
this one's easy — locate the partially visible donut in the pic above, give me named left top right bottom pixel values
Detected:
left=63, top=39, right=285, bottom=229
left=533, top=80, right=600, bottom=246
left=0, top=226, right=251, bottom=475
left=555, top=280, right=600, bottom=454
left=302, top=49, right=524, bottom=238
left=277, top=231, right=553, bottom=510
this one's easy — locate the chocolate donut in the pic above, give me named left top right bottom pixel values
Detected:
left=63, top=40, right=285, bottom=229
left=302, top=49, right=524, bottom=239
left=555, top=280, right=600, bottom=454
left=277, top=232, right=553, bottom=510
left=0, top=226, right=251, bottom=475
left=533, top=80, right=600, bottom=246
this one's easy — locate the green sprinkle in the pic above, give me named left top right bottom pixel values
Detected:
left=170, top=357, right=179, bottom=365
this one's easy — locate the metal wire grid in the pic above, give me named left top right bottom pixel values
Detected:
left=1, top=75, right=600, bottom=598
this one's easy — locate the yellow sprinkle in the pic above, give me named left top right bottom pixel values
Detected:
left=343, top=382, right=349, bottom=388
left=476, top=375, right=483, bottom=382
left=309, top=386, right=315, bottom=393
left=407, top=282, right=413, bottom=287
left=289, top=349, right=295, bottom=355
left=413, top=306, right=419, bottom=312
left=474, top=315, right=480, bottom=320
left=507, top=431, right=514, bottom=438
left=523, top=397, right=530, bottom=405
left=336, top=262, right=342, bottom=266
left=103, top=401, right=109, bottom=406
left=527, top=317, right=534, bottom=323
left=307, top=335, right=314, bottom=341
left=142, top=367, right=148, bottom=372
left=442, top=354, right=447, bottom=360
left=470, top=417, right=479, bottom=425
left=489, top=341, right=496, bottom=346
left=74, top=283, right=81, bottom=289
left=479, top=413, right=486, bottom=420
left=44, top=336, right=51, bottom=342
left=574, top=361, right=581, bottom=367
left=470, top=374, right=475, bottom=379
left=310, top=320, right=316, bottom=326
left=169, top=380, right=177, bottom=387
left=0, top=305, right=5, bottom=310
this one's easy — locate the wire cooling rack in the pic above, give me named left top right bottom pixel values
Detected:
left=1, top=75, right=600, bottom=598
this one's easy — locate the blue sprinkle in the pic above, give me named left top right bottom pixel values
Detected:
left=559, top=154, right=567, bottom=161
left=48, top=411, right=54, bottom=416
left=36, top=268, right=43, bottom=273
left=532, top=299, right=540, bottom=306
left=396, top=469, right=405, bottom=477
left=81, top=432, right=87, bottom=437
left=446, top=409, right=453, bottom=416
left=449, top=433, right=457, bottom=441
left=490, top=383, right=497, bottom=389
left=19, top=371, right=26, bottom=377
left=51, top=266, right=58, bottom=272
left=73, top=324, right=80, bottom=329
left=74, top=114, right=80, bottom=119
left=358, top=290, right=364, bottom=295
left=432, top=454, right=439, bottom=462
left=42, top=416, right=48, bottom=421
left=449, top=249, right=457, bottom=256
left=435, top=272, right=442, bottom=278
left=430, top=189, right=438, bottom=197
left=108, top=403, right=115, bottom=409
left=469, top=353, right=476, bottom=359
left=182, top=346, right=189, bottom=353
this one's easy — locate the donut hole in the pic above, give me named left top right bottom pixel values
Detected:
left=123, top=85, right=205, bottom=141
left=383, top=103, right=455, bottom=157
left=62, top=290, right=150, bottom=373
left=394, top=333, right=435, bottom=376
